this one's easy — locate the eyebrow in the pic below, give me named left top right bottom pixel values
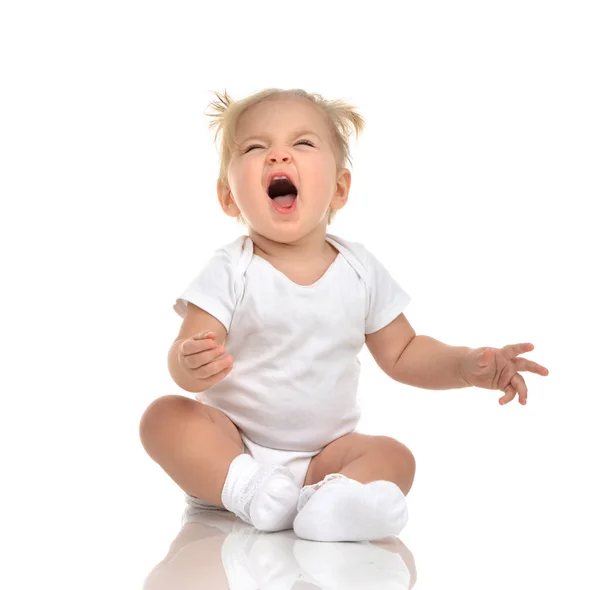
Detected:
left=239, top=129, right=321, bottom=144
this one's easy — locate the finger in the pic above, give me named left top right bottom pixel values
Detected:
left=502, top=342, right=534, bottom=359
left=515, top=357, right=549, bottom=376
left=195, top=355, right=233, bottom=379
left=180, top=336, right=217, bottom=356
left=511, top=373, right=528, bottom=405
left=187, top=345, right=227, bottom=370
left=499, top=384, right=517, bottom=405
left=193, top=331, right=216, bottom=340
left=497, top=362, right=517, bottom=392
left=201, top=363, right=233, bottom=385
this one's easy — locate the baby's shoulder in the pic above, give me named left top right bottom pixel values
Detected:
left=327, top=233, right=371, bottom=267
left=216, top=234, right=249, bottom=258
left=327, top=233, right=379, bottom=285
left=210, top=234, right=253, bottom=270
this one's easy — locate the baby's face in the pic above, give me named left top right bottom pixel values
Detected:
left=223, top=96, right=349, bottom=242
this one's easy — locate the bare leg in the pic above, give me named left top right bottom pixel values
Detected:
left=340, top=445, right=416, bottom=496
left=303, top=433, right=416, bottom=495
left=139, top=395, right=244, bottom=507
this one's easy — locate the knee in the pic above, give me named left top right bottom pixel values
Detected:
left=377, top=436, right=416, bottom=476
left=139, top=394, right=192, bottom=451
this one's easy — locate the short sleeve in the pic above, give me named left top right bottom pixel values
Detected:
left=364, top=247, right=411, bottom=334
left=172, top=248, right=239, bottom=331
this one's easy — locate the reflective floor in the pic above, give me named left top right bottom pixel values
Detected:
left=143, top=506, right=417, bottom=589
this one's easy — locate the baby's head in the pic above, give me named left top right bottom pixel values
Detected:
left=206, top=88, right=364, bottom=242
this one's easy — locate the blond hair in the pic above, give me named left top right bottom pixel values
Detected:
left=205, top=88, right=365, bottom=226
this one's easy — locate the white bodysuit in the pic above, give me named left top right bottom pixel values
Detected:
left=173, top=233, right=411, bottom=455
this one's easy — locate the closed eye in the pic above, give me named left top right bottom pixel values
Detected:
left=244, top=139, right=315, bottom=153
left=244, top=144, right=264, bottom=153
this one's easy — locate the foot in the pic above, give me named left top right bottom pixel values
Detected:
left=293, top=473, right=408, bottom=542
left=221, top=454, right=301, bottom=533
left=249, top=466, right=301, bottom=532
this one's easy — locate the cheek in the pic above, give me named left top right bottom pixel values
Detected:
left=230, top=161, right=259, bottom=193
left=309, top=160, right=337, bottom=193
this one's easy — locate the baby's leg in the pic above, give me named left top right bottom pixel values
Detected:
left=139, top=394, right=243, bottom=507
left=139, top=395, right=300, bottom=531
left=294, top=434, right=413, bottom=542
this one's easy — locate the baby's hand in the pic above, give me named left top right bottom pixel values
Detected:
left=178, top=331, right=234, bottom=389
left=459, top=343, right=549, bottom=406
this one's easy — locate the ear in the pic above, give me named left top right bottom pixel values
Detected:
left=217, top=179, right=240, bottom=217
left=330, top=168, right=351, bottom=211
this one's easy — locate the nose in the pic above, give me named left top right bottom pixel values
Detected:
left=267, top=147, right=291, bottom=163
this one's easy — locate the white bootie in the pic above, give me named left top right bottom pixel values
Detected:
left=293, top=473, right=408, bottom=542
left=221, top=454, right=301, bottom=532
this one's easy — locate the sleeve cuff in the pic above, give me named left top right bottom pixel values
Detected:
left=365, top=293, right=411, bottom=335
left=173, top=294, right=232, bottom=332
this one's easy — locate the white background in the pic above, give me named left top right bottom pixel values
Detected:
left=2, top=1, right=598, bottom=588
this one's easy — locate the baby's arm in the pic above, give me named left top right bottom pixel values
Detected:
left=168, top=303, right=229, bottom=392
left=365, top=312, right=472, bottom=390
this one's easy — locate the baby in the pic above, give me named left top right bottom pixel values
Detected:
left=139, top=88, right=550, bottom=543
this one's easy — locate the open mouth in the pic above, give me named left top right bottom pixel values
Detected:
left=267, top=176, right=298, bottom=210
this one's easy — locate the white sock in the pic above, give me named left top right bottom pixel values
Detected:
left=221, top=454, right=300, bottom=532
left=293, top=473, right=408, bottom=542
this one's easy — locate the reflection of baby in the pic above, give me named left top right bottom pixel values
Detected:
left=142, top=507, right=416, bottom=590
left=139, top=88, right=549, bottom=542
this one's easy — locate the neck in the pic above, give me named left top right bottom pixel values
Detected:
left=249, top=224, right=332, bottom=262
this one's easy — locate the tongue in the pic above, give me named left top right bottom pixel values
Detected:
left=272, top=194, right=296, bottom=208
